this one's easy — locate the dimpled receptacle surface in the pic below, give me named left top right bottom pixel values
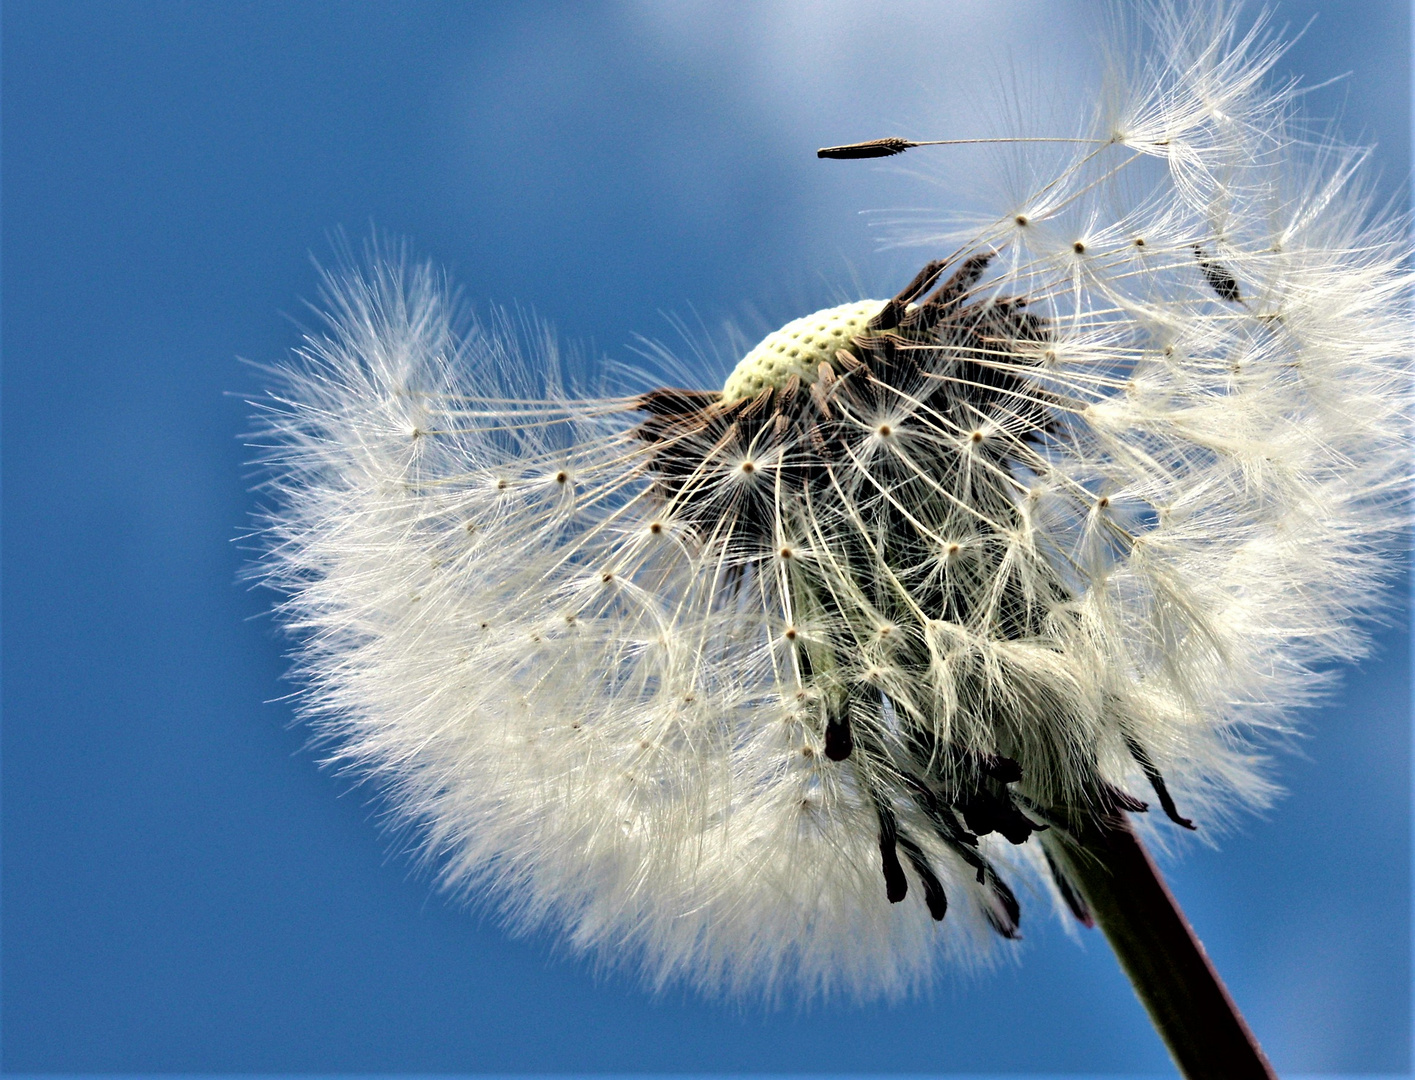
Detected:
left=721, top=299, right=887, bottom=403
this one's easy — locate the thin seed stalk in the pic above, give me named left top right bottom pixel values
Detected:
left=1039, top=810, right=1277, bottom=1080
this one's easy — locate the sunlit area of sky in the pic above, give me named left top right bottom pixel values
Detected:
left=3, top=1, right=1409, bottom=1075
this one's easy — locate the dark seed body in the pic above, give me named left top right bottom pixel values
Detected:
left=824, top=713, right=854, bottom=761
left=1194, top=245, right=1242, bottom=302
left=817, top=137, right=916, bottom=159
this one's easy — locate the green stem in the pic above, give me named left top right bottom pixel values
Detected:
left=1040, top=811, right=1277, bottom=1079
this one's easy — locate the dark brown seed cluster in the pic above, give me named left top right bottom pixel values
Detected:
left=635, top=253, right=1054, bottom=550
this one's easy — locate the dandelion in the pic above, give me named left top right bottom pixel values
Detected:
left=251, top=5, right=1410, bottom=1076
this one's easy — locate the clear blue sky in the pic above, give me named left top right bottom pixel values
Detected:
left=3, top=1, right=1409, bottom=1074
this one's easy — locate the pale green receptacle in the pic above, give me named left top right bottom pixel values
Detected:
left=721, top=299, right=887, bottom=403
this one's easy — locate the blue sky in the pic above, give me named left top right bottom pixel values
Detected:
left=3, top=0, right=1410, bottom=1074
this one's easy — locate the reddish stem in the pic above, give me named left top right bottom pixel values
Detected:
left=1041, top=813, right=1277, bottom=1079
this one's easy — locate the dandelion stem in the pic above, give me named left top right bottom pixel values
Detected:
left=1041, top=812, right=1277, bottom=1080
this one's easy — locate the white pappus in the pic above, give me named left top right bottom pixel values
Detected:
left=250, top=4, right=1412, bottom=1003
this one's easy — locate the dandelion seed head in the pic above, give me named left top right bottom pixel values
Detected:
left=252, top=3, right=1413, bottom=1004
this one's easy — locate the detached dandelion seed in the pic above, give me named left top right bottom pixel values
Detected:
left=251, top=4, right=1411, bottom=1076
